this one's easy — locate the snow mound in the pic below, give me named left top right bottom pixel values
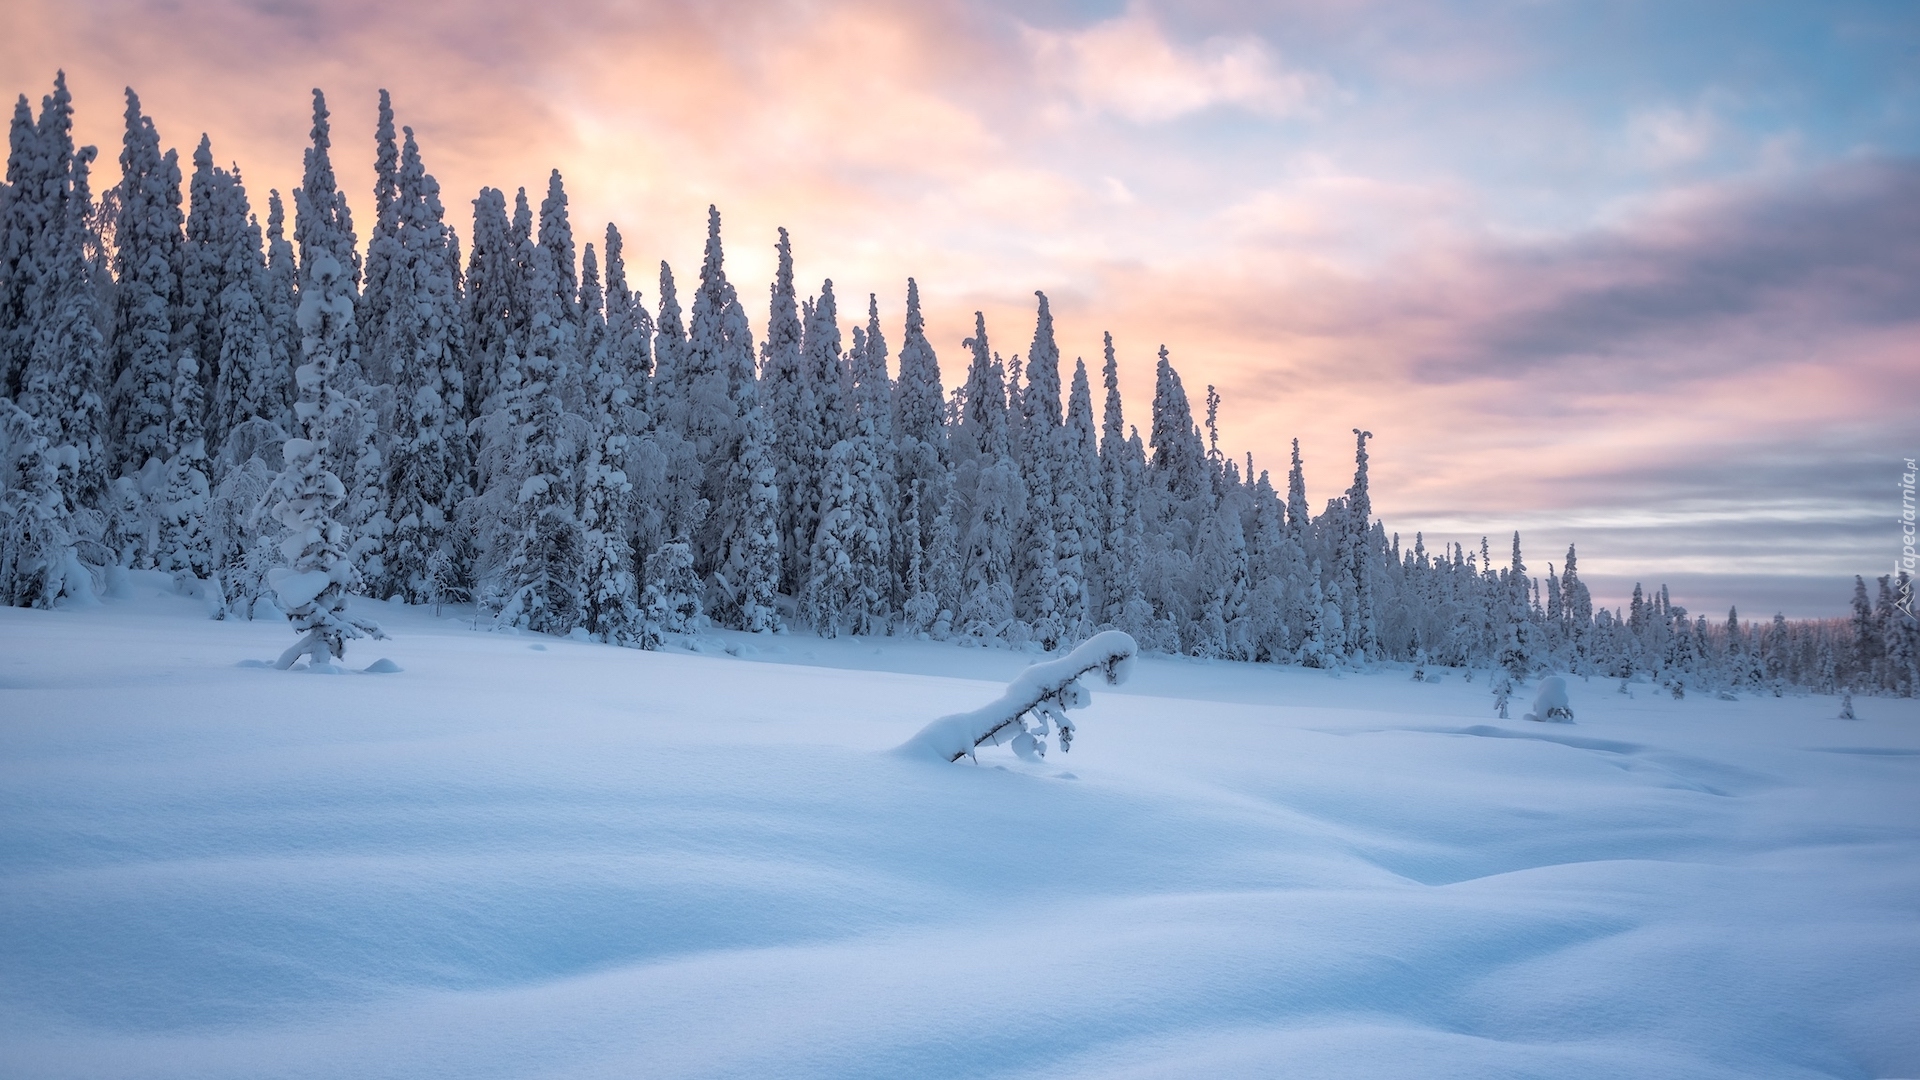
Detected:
left=362, top=658, right=403, bottom=674
left=1525, top=675, right=1574, bottom=723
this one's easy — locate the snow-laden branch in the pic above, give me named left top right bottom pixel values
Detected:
left=897, top=630, right=1137, bottom=763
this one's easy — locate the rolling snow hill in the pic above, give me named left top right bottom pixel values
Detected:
left=2, top=579, right=1916, bottom=1079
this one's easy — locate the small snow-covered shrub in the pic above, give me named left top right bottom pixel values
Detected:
left=1524, top=675, right=1574, bottom=723
left=898, top=630, right=1137, bottom=763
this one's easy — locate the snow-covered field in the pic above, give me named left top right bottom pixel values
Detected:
left=3, top=579, right=1917, bottom=1080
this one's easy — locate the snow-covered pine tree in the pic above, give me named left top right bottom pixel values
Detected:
left=641, top=538, right=701, bottom=639
left=180, top=136, right=225, bottom=412
left=1055, top=356, right=1100, bottom=642
left=693, top=209, right=775, bottom=631
left=464, top=186, right=514, bottom=423
left=356, top=90, right=400, bottom=378
left=950, top=312, right=1025, bottom=642
left=105, top=89, right=185, bottom=481
left=1014, top=291, right=1066, bottom=646
left=794, top=276, right=851, bottom=608
left=890, top=277, right=948, bottom=632
left=1, top=91, right=39, bottom=399
left=576, top=240, right=646, bottom=645
left=286, top=90, right=388, bottom=592
left=1285, top=437, right=1309, bottom=544
left=801, top=299, right=894, bottom=637
left=759, top=227, right=808, bottom=597
left=1345, top=428, right=1376, bottom=659
left=260, top=190, right=298, bottom=431
left=673, top=205, right=749, bottom=591
left=643, top=258, right=707, bottom=560
left=270, top=246, right=383, bottom=667
left=156, top=352, right=217, bottom=604
left=599, top=223, right=657, bottom=594
left=715, top=397, right=781, bottom=634
left=489, top=235, right=586, bottom=635
left=1097, top=334, right=1146, bottom=633
left=375, top=126, right=466, bottom=604
left=292, top=89, right=359, bottom=297
left=0, top=399, right=81, bottom=607
left=15, top=77, right=108, bottom=524
left=1147, top=346, right=1208, bottom=508
left=202, top=164, right=284, bottom=455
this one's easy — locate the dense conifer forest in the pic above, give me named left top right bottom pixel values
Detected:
left=3, top=75, right=1914, bottom=695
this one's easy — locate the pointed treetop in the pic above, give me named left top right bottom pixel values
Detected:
left=295, top=87, right=357, bottom=288
left=538, top=170, right=576, bottom=310
left=1024, top=290, right=1062, bottom=433
left=374, top=89, right=398, bottom=220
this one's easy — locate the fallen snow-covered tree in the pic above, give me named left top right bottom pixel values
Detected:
left=897, top=630, right=1137, bottom=763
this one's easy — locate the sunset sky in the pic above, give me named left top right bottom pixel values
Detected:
left=6, top=0, right=1915, bottom=617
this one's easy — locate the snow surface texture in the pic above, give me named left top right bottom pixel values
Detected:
left=2, top=590, right=1918, bottom=1080
left=898, top=629, right=1136, bottom=762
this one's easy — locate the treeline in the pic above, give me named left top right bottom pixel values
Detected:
left=1, top=75, right=1913, bottom=693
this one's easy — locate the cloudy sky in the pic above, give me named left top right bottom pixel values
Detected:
left=7, top=0, right=1916, bottom=617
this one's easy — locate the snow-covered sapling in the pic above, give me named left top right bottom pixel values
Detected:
left=1838, top=691, right=1855, bottom=720
left=1523, top=675, right=1574, bottom=722
left=897, top=630, right=1137, bottom=763
left=1492, top=671, right=1511, bottom=719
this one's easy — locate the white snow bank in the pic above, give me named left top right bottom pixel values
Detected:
left=896, top=630, right=1137, bottom=762
left=1, top=598, right=1917, bottom=1080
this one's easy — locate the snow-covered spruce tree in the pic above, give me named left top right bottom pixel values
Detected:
left=464, top=186, right=515, bottom=425
left=292, top=89, right=358, bottom=297
left=1496, top=532, right=1538, bottom=681
left=898, top=630, right=1138, bottom=762
left=0, top=399, right=87, bottom=608
left=1097, top=334, right=1143, bottom=632
left=356, top=91, right=400, bottom=381
left=201, top=161, right=285, bottom=454
left=3, top=74, right=89, bottom=404
left=1344, top=428, right=1377, bottom=659
left=488, top=241, right=587, bottom=635
left=180, top=136, right=225, bottom=412
left=535, top=170, right=583, bottom=412
left=1014, top=292, right=1066, bottom=647
left=155, top=352, right=219, bottom=608
left=259, top=190, right=299, bottom=431
left=600, top=223, right=657, bottom=598
left=949, top=313, right=1025, bottom=642
left=105, top=89, right=185, bottom=482
left=269, top=248, right=383, bottom=667
left=575, top=241, right=645, bottom=645
left=291, top=90, right=388, bottom=593
left=721, top=399, right=781, bottom=633
left=642, top=258, right=708, bottom=561
left=890, top=276, right=949, bottom=633
left=1055, top=356, right=1100, bottom=641
left=1, top=91, right=39, bottom=399
left=1143, top=346, right=1208, bottom=651
left=802, top=303, right=894, bottom=637
left=793, top=276, right=853, bottom=611
left=641, top=537, right=701, bottom=640
left=15, top=79, right=109, bottom=528
left=758, top=227, right=808, bottom=596
left=373, top=126, right=467, bottom=604
left=674, top=206, right=753, bottom=601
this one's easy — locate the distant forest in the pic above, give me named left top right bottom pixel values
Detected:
left=2, top=74, right=1914, bottom=695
